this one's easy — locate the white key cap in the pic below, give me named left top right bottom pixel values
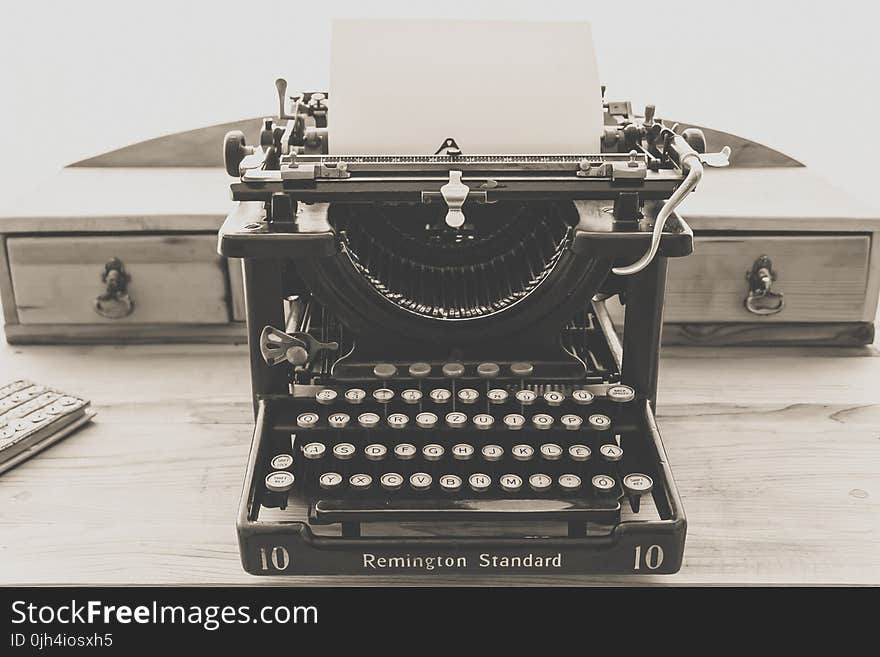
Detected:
left=270, top=454, right=294, bottom=470
left=364, top=444, right=388, bottom=461
left=540, top=443, right=563, bottom=461
left=373, top=388, right=394, bottom=404
left=558, top=474, right=582, bottom=491
left=328, top=412, right=351, bottom=429
left=358, top=412, right=380, bottom=429
left=439, top=474, right=462, bottom=493
left=265, top=471, right=295, bottom=493
left=600, top=443, right=624, bottom=462
left=607, top=384, right=635, bottom=403
left=589, top=414, right=612, bottom=431
left=315, top=388, right=338, bottom=405
left=380, top=472, right=404, bottom=491
left=422, top=444, right=445, bottom=461
left=344, top=388, right=367, bottom=404
left=531, top=413, right=554, bottom=430
left=394, top=443, right=417, bottom=460
left=387, top=413, right=409, bottom=429
left=571, top=389, right=594, bottom=405
left=319, top=472, right=343, bottom=490
left=452, top=443, right=475, bottom=461
left=515, top=389, right=537, bottom=405
left=296, top=412, right=319, bottom=429
left=560, top=414, right=583, bottom=431
left=487, top=388, right=509, bottom=405
left=623, top=473, right=654, bottom=495
left=349, top=474, right=373, bottom=490
left=430, top=388, right=452, bottom=404
left=568, top=444, right=592, bottom=462
left=543, top=390, right=565, bottom=406
left=458, top=388, right=480, bottom=404
left=592, top=474, right=617, bottom=493
left=468, top=473, right=492, bottom=492
left=528, top=473, right=552, bottom=493
left=410, top=472, right=433, bottom=491
left=512, top=444, right=535, bottom=461
left=472, top=413, right=495, bottom=430
left=333, top=443, right=356, bottom=460
left=503, top=413, right=525, bottom=430
left=401, top=389, right=422, bottom=404
left=481, top=444, right=504, bottom=462
left=445, top=411, right=468, bottom=428
left=302, top=442, right=326, bottom=459
left=500, top=474, right=523, bottom=493
left=415, top=412, right=438, bottom=429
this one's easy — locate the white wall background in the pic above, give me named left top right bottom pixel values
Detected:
left=2, top=0, right=879, bottom=207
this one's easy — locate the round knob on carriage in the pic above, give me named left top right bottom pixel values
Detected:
left=681, top=127, right=707, bottom=154
left=510, top=362, right=534, bottom=378
left=373, top=363, right=397, bottom=380
left=477, top=362, right=500, bottom=379
left=223, top=130, right=253, bottom=177
left=408, top=362, right=432, bottom=379
left=442, top=362, right=465, bottom=379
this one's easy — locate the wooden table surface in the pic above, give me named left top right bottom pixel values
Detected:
left=0, top=337, right=878, bottom=586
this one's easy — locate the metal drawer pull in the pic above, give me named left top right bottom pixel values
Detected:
left=745, top=255, right=784, bottom=316
left=94, top=257, right=134, bottom=319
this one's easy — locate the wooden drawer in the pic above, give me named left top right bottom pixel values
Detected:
left=664, top=234, right=871, bottom=322
left=7, top=234, right=229, bottom=325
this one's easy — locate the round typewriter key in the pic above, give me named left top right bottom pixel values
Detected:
left=607, top=384, right=636, bottom=404
left=349, top=474, right=373, bottom=490
left=302, top=442, right=326, bottom=459
left=543, top=390, right=565, bottom=407
left=452, top=443, right=475, bottom=461
left=380, top=472, right=404, bottom=491
left=442, top=362, right=465, bottom=379
left=270, top=454, right=294, bottom=470
left=445, top=411, right=467, bottom=428
left=422, top=444, right=445, bottom=461
left=415, top=412, right=438, bottom=429
left=364, top=444, right=388, bottom=461
left=592, top=474, right=617, bottom=493
left=357, top=412, right=381, bottom=429
left=387, top=413, right=409, bottom=429
left=328, top=412, right=351, bottom=429
left=487, top=388, right=509, bottom=405
left=333, top=443, right=356, bottom=460
left=0, top=426, right=15, bottom=440
left=408, top=362, right=432, bottom=378
left=27, top=412, right=49, bottom=424
left=430, top=388, right=452, bottom=404
left=481, top=444, right=504, bottom=462
left=410, top=472, right=433, bottom=491
left=440, top=474, right=463, bottom=493
left=319, top=472, right=343, bottom=491
left=558, top=474, right=582, bottom=492
left=373, top=388, right=394, bottom=403
left=600, top=443, right=624, bottom=462
left=561, top=414, right=583, bottom=431
left=344, top=388, right=366, bottom=404
left=477, top=362, right=501, bottom=379
left=472, top=413, right=495, bottom=430
left=458, top=388, right=479, bottom=404
left=394, top=443, right=417, bottom=460
left=45, top=403, right=66, bottom=416
left=296, top=412, right=319, bottom=429
left=589, top=414, right=612, bottom=431
left=59, top=396, right=78, bottom=406
left=572, top=389, right=595, bottom=406
left=515, top=389, right=537, bottom=405
left=528, top=473, right=552, bottom=493
left=401, top=389, right=422, bottom=404
left=265, top=471, right=295, bottom=493
left=315, top=388, right=338, bottom=405
left=500, top=474, right=523, bottom=493
left=512, top=444, right=535, bottom=461
left=568, top=444, right=592, bottom=462
left=540, top=443, right=563, bottom=461
left=468, top=473, right=492, bottom=492
left=503, top=413, right=526, bottom=430
left=532, top=413, right=554, bottom=430
left=510, top=362, right=534, bottom=378
left=373, top=363, right=398, bottom=380
left=623, top=473, right=654, bottom=495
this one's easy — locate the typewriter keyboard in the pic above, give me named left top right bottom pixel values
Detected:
left=262, top=362, right=657, bottom=524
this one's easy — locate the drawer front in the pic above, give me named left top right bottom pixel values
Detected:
left=665, top=235, right=870, bottom=322
left=8, top=234, right=229, bottom=324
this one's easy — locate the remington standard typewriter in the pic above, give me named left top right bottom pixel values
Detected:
left=219, top=75, right=729, bottom=576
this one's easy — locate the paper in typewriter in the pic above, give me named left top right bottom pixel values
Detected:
left=329, top=19, right=603, bottom=155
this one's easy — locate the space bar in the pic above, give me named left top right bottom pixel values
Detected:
left=311, top=497, right=620, bottom=524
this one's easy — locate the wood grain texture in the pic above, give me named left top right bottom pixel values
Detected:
left=0, top=340, right=877, bottom=585
left=8, top=235, right=229, bottom=325
left=0, top=236, right=18, bottom=326
left=665, top=235, right=870, bottom=322
left=662, top=322, right=875, bottom=347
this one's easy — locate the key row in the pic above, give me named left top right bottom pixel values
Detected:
left=297, top=441, right=625, bottom=463
left=372, top=361, right=534, bottom=381
left=295, top=411, right=614, bottom=431
left=314, top=385, right=634, bottom=407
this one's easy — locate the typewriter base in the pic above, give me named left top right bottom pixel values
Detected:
left=237, top=398, right=686, bottom=576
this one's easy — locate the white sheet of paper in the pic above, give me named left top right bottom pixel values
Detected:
left=329, top=19, right=603, bottom=155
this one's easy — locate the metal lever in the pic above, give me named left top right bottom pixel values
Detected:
left=260, top=326, right=338, bottom=367
left=745, top=256, right=784, bottom=315
left=440, top=170, right=469, bottom=228
left=699, top=146, right=732, bottom=168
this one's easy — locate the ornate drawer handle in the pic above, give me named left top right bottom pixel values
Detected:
left=94, top=257, right=134, bottom=319
left=744, top=255, right=784, bottom=316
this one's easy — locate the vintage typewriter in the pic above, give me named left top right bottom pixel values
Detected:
left=219, top=79, right=729, bottom=576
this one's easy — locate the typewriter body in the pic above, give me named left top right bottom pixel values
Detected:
left=219, top=81, right=729, bottom=576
